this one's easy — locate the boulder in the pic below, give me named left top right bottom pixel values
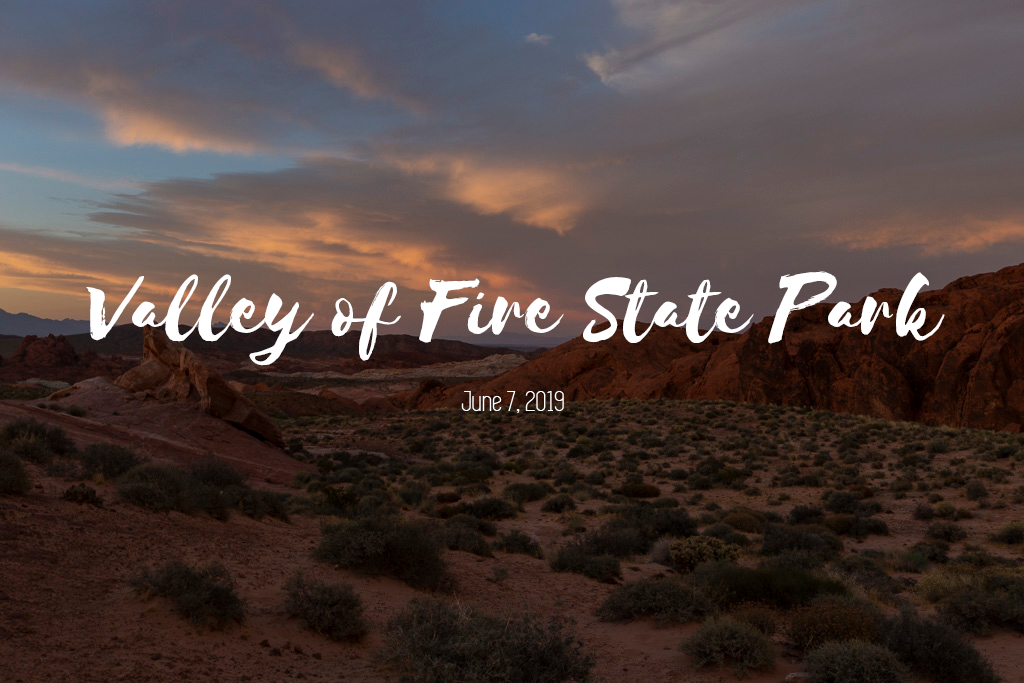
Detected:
left=115, top=327, right=284, bottom=446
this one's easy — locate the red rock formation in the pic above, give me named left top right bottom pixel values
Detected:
left=115, top=327, right=284, bottom=446
left=406, top=263, right=1024, bottom=432
left=0, top=334, right=133, bottom=383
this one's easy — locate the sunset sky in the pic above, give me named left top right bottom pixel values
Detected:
left=0, top=0, right=1021, bottom=335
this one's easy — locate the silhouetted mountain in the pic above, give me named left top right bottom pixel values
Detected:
left=0, top=309, right=90, bottom=337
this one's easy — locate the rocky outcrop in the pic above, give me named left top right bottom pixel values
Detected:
left=115, top=327, right=284, bottom=446
left=0, top=334, right=132, bottom=383
left=406, top=263, right=1024, bottom=432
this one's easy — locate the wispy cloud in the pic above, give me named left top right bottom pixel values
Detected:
left=0, top=161, right=132, bottom=191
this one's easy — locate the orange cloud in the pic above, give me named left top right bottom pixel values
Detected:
left=393, top=155, right=590, bottom=233
left=102, top=107, right=258, bottom=155
left=821, top=217, right=1024, bottom=256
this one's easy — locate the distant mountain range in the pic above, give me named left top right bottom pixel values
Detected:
left=0, top=309, right=91, bottom=337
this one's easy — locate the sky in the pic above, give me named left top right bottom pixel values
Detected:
left=0, top=0, right=1021, bottom=336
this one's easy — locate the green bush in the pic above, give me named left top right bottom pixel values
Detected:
left=188, top=457, right=247, bottom=489
left=991, top=521, right=1024, bottom=545
left=542, top=493, right=577, bottom=513
left=117, top=463, right=190, bottom=512
left=804, top=641, right=910, bottom=683
left=935, top=571, right=1024, bottom=635
left=619, top=480, right=660, bottom=498
left=61, top=483, right=102, bottom=506
left=694, top=561, right=847, bottom=609
left=443, top=523, right=494, bottom=557
left=284, top=574, right=368, bottom=641
left=445, top=513, right=497, bottom=536
left=234, top=488, right=290, bottom=521
left=680, top=617, right=775, bottom=677
left=79, top=443, right=141, bottom=478
left=927, top=521, right=967, bottom=542
left=130, top=561, right=245, bottom=629
left=464, top=497, right=517, bottom=520
left=503, top=482, right=551, bottom=503
left=787, top=597, right=879, bottom=651
left=880, top=609, right=999, bottom=683
left=0, top=419, right=74, bottom=460
left=0, top=450, right=31, bottom=495
left=493, top=529, right=543, bottom=558
left=378, top=597, right=594, bottom=683
left=761, top=523, right=842, bottom=560
left=315, top=515, right=453, bottom=591
left=669, top=536, right=740, bottom=573
left=731, top=604, right=778, bottom=637
left=550, top=542, right=621, bottom=583
left=596, top=577, right=714, bottom=625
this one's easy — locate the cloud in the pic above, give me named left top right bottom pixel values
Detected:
left=821, top=218, right=1024, bottom=256
left=0, top=161, right=132, bottom=191
left=0, top=0, right=1021, bottom=329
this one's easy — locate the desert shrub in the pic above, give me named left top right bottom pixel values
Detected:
left=965, top=479, right=988, bottom=501
left=935, top=571, right=1024, bottom=635
left=580, top=522, right=649, bottom=558
left=445, top=513, right=497, bottom=536
left=619, top=480, right=660, bottom=498
left=397, top=479, right=431, bottom=506
left=822, top=514, right=889, bottom=539
left=991, top=521, right=1024, bottom=545
left=79, top=443, right=141, bottom=478
left=130, top=561, right=245, bottom=629
left=315, top=515, right=453, bottom=591
left=0, top=450, right=31, bottom=495
left=187, top=456, right=247, bottom=489
left=788, top=505, right=824, bottom=525
left=61, top=483, right=102, bottom=506
left=504, top=482, right=551, bottom=503
left=787, top=597, right=879, bottom=650
left=542, top=493, right=577, bottom=513
left=597, top=577, right=714, bottom=625
left=761, top=523, right=842, bottom=560
left=694, top=562, right=847, bottom=609
left=721, top=510, right=764, bottom=533
left=835, top=554, right=901, bottom=596
left=465, top=497, right=517, bottom=520
left=284, top=573, right=368, bottom=641
left=117, top=463, right=190, bottom=512
left=669, top=536, right=740, bottom=573
left=803, top=641, right=910, bottom=683
left=680, top=617, right=775, bottom=677
left=234, top=488, right=290, bottom=521
left=703, top=522, right=751, bottom=547
left=0, top=418, right=74, bottom=459
left=550, top=542, right=621, bottom=583
left=912, top=503, right=936, bottom=520
left=435, top=490, right=460, bottom=504
left=378, top=597, right=594, bottom=683
left=880, top=608, right=999, bottom=683
left=927, top=521, right=967, bottom=542
left=493, top=529, right=543, bottom=558
left=443, top=523, right=494, bottom=557
left=730, top=604, right=778, bottom=637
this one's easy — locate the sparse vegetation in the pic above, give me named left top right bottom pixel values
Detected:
left=597, top=577, right=715, bottom=624
left=130, top=561, right=245, bottom=629
left=680, top=617, right=775, bottom=677
left=0, top=450, right=31, bottom=494
left=315, top=515, right=453, bottom=591
left=284, top=573, right=368, bottom=641
left=803, top=641, right=910, bottom=683
left=377, top=597, right=594, bottom=682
